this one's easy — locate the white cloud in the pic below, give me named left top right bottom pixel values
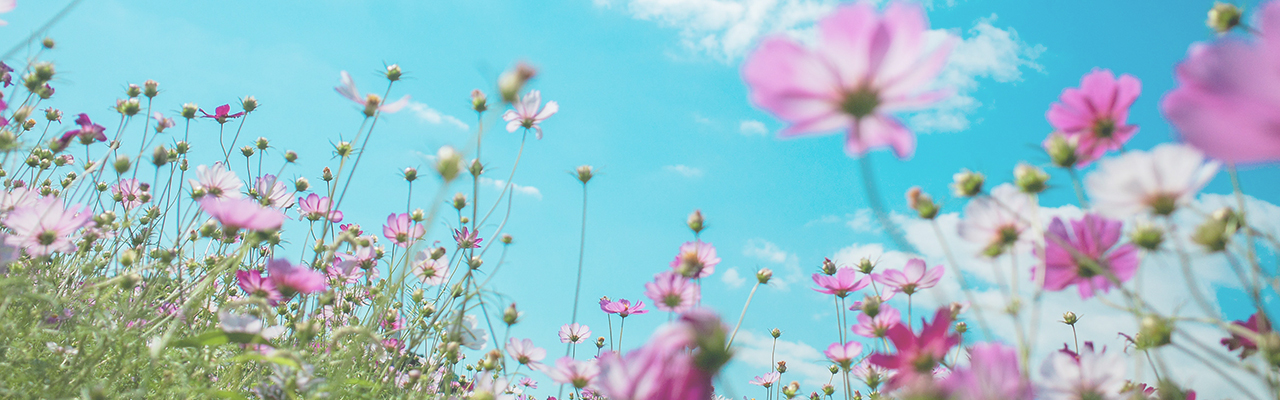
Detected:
left=732, top=330, right=833, bottom=388
left=406, top=101, right=469, bottom=131
left=721, top=267, right=747, bottom=289
left=664, top=164, right=705, bottom=178
left=478, top=177, right=542, bottom=200
left=739, top=119, right=768, bottom=136
left=743, top=238, right=803, bottom=291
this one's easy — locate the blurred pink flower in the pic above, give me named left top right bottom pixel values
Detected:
left=199, top=104, right=244, bottom=124
left=152, top=112, right=175, bottom=132
left=874, top=258, right=943, bottom=295
left=0, top=1, right=13, bottom=26
left=506, top=338, right=546, bottom=366
left=298, top=193, right=342, bottom=222
left=825, top=341, right=864, bottom=369
left=868, top=308, right=960, bottom=390
left=4, top=196, right=90, bottom=256
left=1222, top=313, right=1268, bottom=359
left=851, top=304, right=901, bottom=338
left=266, top=258, right=326, bottom=297
left=1034, top=214, right=1139, bottom=299
left=190, top=162, right=243, bottom=199
left=111, top=178, right=149, bottom=210
left=544, top=357, right=599, bottom=389
left=502, top=90, right=558, bottom=139
left=812, top=267, right=870, bottom=298
left=1162, top=3, right=1280, bottom=164
left=1085, top=143, right=1219, bottom=218
left=1038, top=343, right=1126, bottom=400
left=594, top=310, right=728, bottom=400
left=644, top=271, right=700, bottom=313
left=412, top=250, right=447, bottom=286
left=1046, top=69, right=1142, bottom=166
left=669, top=241, right=720, bottom=278
left=741, top=2, right=954, bottom=159
left=200, top=196, right=285, bottom=231
left=383, top=213, right=424, bottom=248
left=335, top=71, right=410, bottom=115
left=253, top=174, right=294, bottom=209
left=0, top=187, right=36, bottom=213
left=957, top=184, right=1034, bottom=257
left=941, top=343, right=1033, bottom=400
left=749, top=372, right=780, bottom=387
left=601, top=299, right=649, bottom=318
left=236, top=269, right=283, bottom=305
left=559, top=322, right=591, bottom=344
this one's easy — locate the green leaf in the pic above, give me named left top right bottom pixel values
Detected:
left=171, top=331, right=230, bottom=347
left=232, top=352, right=299, bottom=369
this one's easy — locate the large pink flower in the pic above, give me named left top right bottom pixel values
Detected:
left=189, top=162, right=243, bottom=199
left=812, top=267, right=871, bottom=298
left=668, top=241, right=720, bottom=278
left=644, top=271, right=700, bottom=313
left=502, top=90, right=558, bottom=139
left=544, top=357, right=599, bottom=389
left=867, top=308, right=961, bottom=389
left=594, top=309, right=729, bottom=400
left=825, top=341, right=864, bottom=369
left=1034, top=214, right=1139, bottom=299
left=1162, top=2, right=1280, bottom=164
left=4, top=196, right=91, bottom=256
left=1046, top=69, right=1141, bottom=166
left=851, top=304, right=901, bottom=339
left=941, top=343, right=1033, bottom=400
left=741, top=2, right=954, bottom=159
left=873, top=258, right=944, bottom=295
left=199, top=196, right=285, bottom=231
left=297, top=193, right=342, bottom=222
left=382, top=213, right=424, bottom=248
left=266, top=258, right=326, bottom=297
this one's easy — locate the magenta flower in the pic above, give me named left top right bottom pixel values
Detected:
left=811, top=267, right=870, bottom=298
left=1162, top=2, right=1280, bottom=164
left=741, top=2, right=954, bottom=159
left=825, top=341, right=864, bottom=369
left=1045, top=69, right=1142, bottom=166
left=668, top=241, right=720, bottom=278
left=253, top=174, right=294, bottom=209
left=189, top=162, right=243, bottom=199
left=644, top=271, right=700, bottom=313
left=1222, top=313, right=1269, bottom=359
left=266, top=258, right=326, bottom=298
left=199, top=196, right=285, bottom=231
left=941, top=343, right=1033, bottom=400
left=335, top=71, right=410, bottom=115
left=601, top=299, right=649, bottom=318
left=325, top=257, right=366, bottom=286
left=297, top=193, right=342, bottom=222
left=506, top=338, right=547, bottom=366
left=544, top=357, right=599, bottom=389
left=749, top=372, right=780, bottom=388
left=874, top=258, right=944, bottom=295
left=1034, top=214, right=1139, bottom=299
left=867, top=308, right=961, bottom=390
left=199, top=104, right=245, bottom=124
left=453, top=227, right=482, bottom=249
left=559, top=322, right=591, bottom=344
left=236, top=269, right=283, bottom=305
left=502, top=90, right=559, bottom=139
left=3, top=196, right=91, bottom=256
left=110, top=178, right=150, bottom=210
left=382, top=213, right=424, bottom=248
left=594, top=310, right=728, bottom=400
left=851, top=305, right=901, bottom=339
left=59, top=113, right=107, bottom=145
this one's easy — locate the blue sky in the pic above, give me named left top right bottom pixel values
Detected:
left=6, top=0, right=1279, bottom=397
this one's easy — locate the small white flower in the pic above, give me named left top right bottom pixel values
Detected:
left=1038, top=346, right=1126, bottom=400
left=1086, top=143, right=1220, bottom=218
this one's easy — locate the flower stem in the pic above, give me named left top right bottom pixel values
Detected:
left=726, top=281, right=761, bottom=349
left=858, top=156, right=918, bottom=254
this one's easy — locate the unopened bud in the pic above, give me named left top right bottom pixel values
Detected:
left=385, top=64, right=402, bottom=82
left=452, top=192, right=468, bottom=210
left=143, top=80, right=159, bottom=98
left=498, top=62, right=537, bottom=103
left=1208, top=2, right=1243, bottom=33
left=403, top=167, right=418, bottom=182
left=687, top=209, right=704, bottom=234
left=503, top=303, right=521, bottom=325
left=575, top=165, right=595, bottom=184
left=1014, top=163, right=1050, bottom=194
left=240, top=146, right=255, bottom=157
left=322, top=167, right=334, bottom=181
left=44, top=108, right=62, bottom=122
left=756, top=268, right=773, bottom=284
left=776, top=361, right=787, bottom=373
left=906, top=186, right=939, bottom=219
left=126, top=84, right=142, bottom=98
left=241, top=96, right=258, bottom=112
left=151, top=146, right=169, bottom=167
left=294, top=177, right=309, bottom=192
left=181, top=103, right=198, bottom=119
left=955, top=322, right=967, bottom=334
left=821, top=258, right=837, bottom=275
left=500, top=234, right=513, bottom=244
left=1044, top=133, right=1079, bottom=168
left=113, top=155, right=131, bottom=174
left=1130, top=223, right=1164, bottom=251
left=770, top=328, right=782, bottom=339
left=435, top=146, right=463, bottom=182
left=951, top=169, right=985, bottom=197
left=471, top=89, right=488, bottom=112
left=254, top=137, right=269, bottom=150
left=1062, top=311, right=1079, bottom=325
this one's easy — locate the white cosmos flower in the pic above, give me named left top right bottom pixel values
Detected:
left=1086, top=143, right=1220, bottom=218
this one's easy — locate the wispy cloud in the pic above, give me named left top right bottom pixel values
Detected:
left=478, top=177, right=542, bottom=200
left=742, top=238, right=802, bottom=291
left=720, top=267, right=747, bottom=289
left=664, top=164, right=705, bottom=178
left=406, top=101, right=469, bottom=131
left=739, top=119, right=768, bottom=136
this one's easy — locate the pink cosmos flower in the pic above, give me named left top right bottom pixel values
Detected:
left=644, top=271, right=700, bottom=313
left=266, top=258, right=326, bottom=297
left=853, top=360, right=893, bottom=388
left=253, top=174, right=294, bottom=209
left=506, top=338, right=547, bottom=366
left=383, top=213, right=424, bottom=248
left=1034, top=214, right=1139, bottom=299
left=335, top=71, right=410, bottom=115
left=741, top=2, right=955, bottom=159
left=502, top=90, right=558, bottom=139
left=601, top=299, right=649, bottom=318
left=824, top=341, right=864, bottom=369
left=941, top=343, right=1033, bottom=400
left=189, top=162, right=243, bottom=199
left=1162, top=2, right=1280, bottom=164
left=199, top=104, right=245, bottom=124
left=152, top=112, right=175, bottom=132
left=297, top=193, right=342, bottom=222
left=200, top=196, right=285, bottom=231
left=59, top=113, right=107, bottom=145
left=453, top=227, right=481, bottom=249
left=559, top=323, right=591, bottom=344
left=236, top=269, right=284, bottom=305
left=669, top=241, right=721, bottom=278
left=110, top=178, right=149, bottom=210
left=812, top=267, right=871, bottom=298
left=958, top=183, right=1034, bottom=257
left=544, top=357, right=599, bottom=389
left=1222, top=313, right=1269, bottom=359
left=851, top=304, right=901, bottom=339
left=325, top=257, right=366, bottom=286
left=867, top=308, right=961, bottom=390
left=3, top=196, right=91, bottom=256
left=331, top=243, right=380, bottom=283
left=0, top=187, right=36, bottom=213
left=594, top=310, right=729, bottom=400
left=412, top=250, right=447, bottom=286
left=749, top=372, right=780, bottom=387
left=874, top=258, right=944, bottom=295
left=1046, top=69, right=1142, bottom=166
left=519, top=377, right=537, bottom=389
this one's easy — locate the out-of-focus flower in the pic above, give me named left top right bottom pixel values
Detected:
left=644, top=271, right=700, bottom=313
left=1038, top=343, right=1126, bottom=400
left=559, top=323, right=591, bottom=344
left=812, top=267, right=870, bottom=298
left=252, top=175, right=293, bottom=209
left=266, top=258, right=326, bottom=297
left=1036, top=214, right=1139, bottom=299
left=334, top=71, right=410, bottom=117
left=152, top=112, right=175, bottom=133
left=868, top=308, right=961, bottom=389
left=200, top=196, right=285, bottom=231
left=669, top=241, right=720, bottom=278
left=749, top=372, right=780, bottom=388
left=941, top=343, right=1033, bottom=400
left=219, top=311, right=285, bottom=339
left=873, top=258, right=943, bottom=295
left=456, top=314, right=489, bottom=350
left=501, top=90, right=558, bottom=139
left=111, top=178, right=150, bottom=210
left=4, top=196, right=91, bottom=256
left=545, top=357, right=599, bottom=389
left=851, top=304, right=901, bottom=339
left=601, top=299, right=650, bottom=318
left=199, top=104, right=245, bottom=124
left=594, top=310, right=731, bottom=400
left=382, top=213, right=424, bottom=248
left=740, top=2, right=954, bottom=159
left=824, top=341, right=863, bottom=369
left=1045, top=69, right=1142, bottom=166
left=506, top=338, right=546, bottom=366
left=1086, top=143, right=1219, bottom=218
left=297, top=193, right=342, bottom=222
left=958, top=184, right=1034, bottom=257
left=190, top=162, right=244, bottom=199
left=1222, top=312, right=1270, bottom=359
left=59, top=113, right=107, bottom=145
left=237, top=269, right=283, bottom=305
left=411, top=250, right=447, bottom=286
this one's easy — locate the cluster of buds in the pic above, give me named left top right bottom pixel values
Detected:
left=905, top=187, right=938, bottom=219
left=23, top=62, right=56, bottom=99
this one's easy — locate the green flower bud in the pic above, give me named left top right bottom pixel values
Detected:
left=471, top=89, right=488, bottom=112
left=143, top=80, right=159, bottom=98
left=575, top=165, right=595, bottom=184
left=1014, top=163, right=1050, bottom=194
left=385, top=64, right=402, bottom=82
left=1044, top=132, right=1079, bottom=168
left=113, top=155, right=131, bottom=174
left=126, top=84, right=142, bottom=98
left=688, top=209, right=705, bottom=234
left=906, top=186, right=939, bottom=219
left=435, top=146, right=463, bottom=182
left=1062, top=311, right=1080, bottom=325
left=1130, top=223, right=1164, bottom=251
left=757, top=268, right=773, bottom=284
left=284, top=150, right=298, bottom=163
left=181, top=103, right=198, bottom=119
left=1208, top=2, right=1243, bottom=33
left=151, top=146, right=169, bottom=167
left=501, top=234, right=513, bottom=244
left=241, top=96, right=258, bottom=112
left=452, top=192, right=468, bottom=210
left=951, top=169, right=985, bottom=197
left=294, top=177, right=309, bottom=192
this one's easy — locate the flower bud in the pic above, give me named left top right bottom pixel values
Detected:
left=1135, top=315, right=1174, bottom=349
left=905, top=186, right=939, bottom=219
left=33, top=62, right=54, bottom=82
left=776, top=361, right=787, bottom=373
left=435, top=146, right=463, bottom=182
left=575, top=165, right=595, bottom=184
left=471, top=89, right=488, bottom=112
left=828, top=365, right=839, bottom=375
left=821, top=258, right=837, bottom=275
left=44, top=108, right=62, bottom=122
left=322, top=167, right=334, bottom=182
left=126, top=84, right=142, bottom=98
left=151, top=146, right=169, bottom=167
left=452, top=192, right=468, bottom=210
left=860, top=295, right=882, bottom=318
left=113, top=155, right=131, bottom=174
left=117, top=98, right=141, bottom=116
left=1061, top=311, right=1079, bottom=325
left=948, top=302, right=967, bottom=319
left=1208, top=2, right=1243, bottom=33
left=756, top=268, right=773, bottom=284
left=822, top=384, right=836, bottom=396
left=1013, top=163, right=1049, bottom=194
left=284, top=150, right=298, bottom=163
left=469, top=159, right=483, bottom=177
left=385, top=64, right=402, bottom=82
left=782, top=382, right=799, bottom=398
left=403, top=167, right=418, bottom=182
left=241, top=96, right=258, bottom=112
left=1130, top=223, right=1164, bottom=251
left=181, top=103, right=198, bottom=119
left=143, top=80, right=159, bottom=98
left=468, top=256, right=483, bottom=270
left=41, top=37, right=54, bottom=49
left=687, top=209, right=704, bottom=234
left=855, top=257, right=875, bottom=274
left=955, top=322, right=968, bottom=334
left=951, top=169, right=985, bottom=197
left=289, top=177, right=307, bottom=192
left=1044, top=133, right=1079, bottom=168
left=498, top=62, right=537, bottom=103
left=500, top=234, right=513, bottom=244
left=503, top=303, right=521, bottom=325
left=770, top=328, right=782, bottom=339
left=1192, top=207, right=1241, bottom=252
left=22, top=119, right=34, bottom=131
left=411, top=208, right=425, bottom=222
left=430, top=246, right=446, bottom=260
left=240, top=146, right=255, bottom=157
